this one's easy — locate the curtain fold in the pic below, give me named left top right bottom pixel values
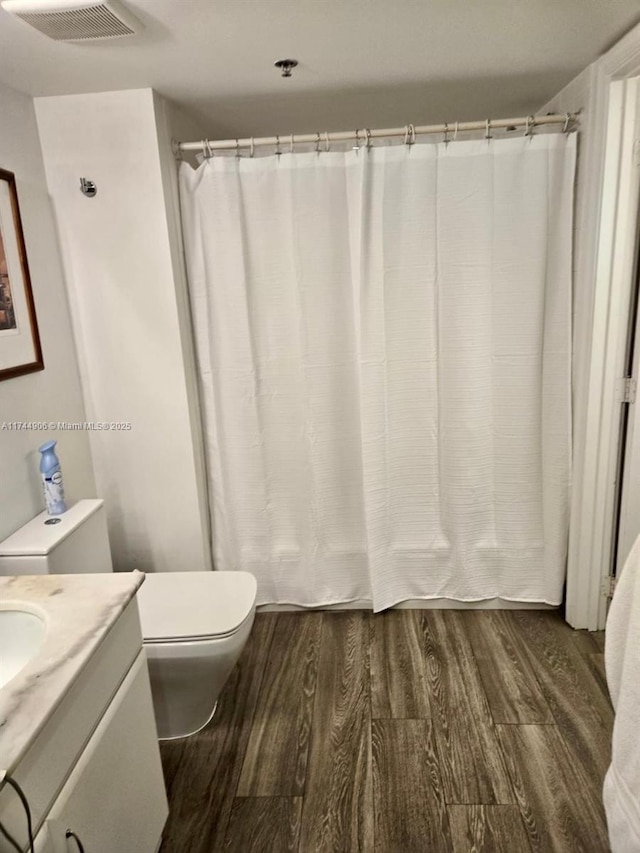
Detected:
left=180, top=134, right=575, bottom=610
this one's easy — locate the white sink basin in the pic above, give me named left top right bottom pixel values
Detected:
left=0, top=608, right=46, bottom=689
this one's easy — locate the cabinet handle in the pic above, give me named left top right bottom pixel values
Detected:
left=65, top=829, right=86, bottom=852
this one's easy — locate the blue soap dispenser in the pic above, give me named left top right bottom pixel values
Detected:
left=39, top=440, right=67, bottom=515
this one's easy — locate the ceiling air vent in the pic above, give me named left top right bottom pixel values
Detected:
left=1, top=0, right=143, bottom=41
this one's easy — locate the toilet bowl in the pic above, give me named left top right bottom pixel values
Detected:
left=0, top=500, right=258, bottom=741
left=136, top=571, right=257, bottom=739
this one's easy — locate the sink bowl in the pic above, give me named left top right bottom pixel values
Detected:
left=0, top=608, right=46, bottom=689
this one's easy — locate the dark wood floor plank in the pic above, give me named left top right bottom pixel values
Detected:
left=299, top=611, right=373, bottom=852
left=448, top=805, right=531, bottom=853
left=372, top=719, right=451, bottom=852
left=508, top=612, right=613, bottom=782
left=418, top=611, right=514, bottom=805
left=159, top=614, right=277, bottom=853
left=159, top=737, right=186, bottom=804
left=571, top=628, right=601, bottom=657
left=237, top=612, right=323, bottom=796
left=371, top=610, right=430, bottom=718
left=460, top=611, right=553, bottom=724
left=588, top=653, right=610, bottom=704
left=161, top=609, right=611, bottom=852
left=497, top=724, right=610, bottom=853
left=223, top=797, right=302, bottom=853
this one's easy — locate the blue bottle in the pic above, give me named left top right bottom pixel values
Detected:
left=39, top=440, right=67, bottom=515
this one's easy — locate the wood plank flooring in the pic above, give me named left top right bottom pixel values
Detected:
left=159, top=612, right=611, bottom=853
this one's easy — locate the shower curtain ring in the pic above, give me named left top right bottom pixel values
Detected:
left=485, top=119, right=492, bottom=141
left=236, top=138, right=241, bottom=158
left=453, top=122, right=459, bottom=142
left=365, top=128, right=372, bottom=150
left=315, top=132, right=321, bottom=154
left=290, top=133, right=294, bottom=154
left=410, top=124, right=416, bottom=145
left=324, top=131, right=330, bottom=152
left=354, top=128, right=360, bottom=152
left=276, top=135, right=281, bottom=157
left=525, top=115, right=535, bottom=137
left=250, top=137, right=255, bottom=158
left=563, top=113, right=571, bottom=133
left=404, top=125, right=409, bottom=145
left=444, top=122, right=449, bottom=146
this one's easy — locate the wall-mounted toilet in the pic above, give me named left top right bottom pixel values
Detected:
left=0, top=499, right=257, bottom=740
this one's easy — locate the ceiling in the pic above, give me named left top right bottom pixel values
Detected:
left=0, top=0, right=639, bottom=138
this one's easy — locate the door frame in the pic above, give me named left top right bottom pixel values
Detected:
left=566, top=26, right=640, bottom=629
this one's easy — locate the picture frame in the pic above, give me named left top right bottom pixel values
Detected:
left=0, top=168, right=43, bottom=381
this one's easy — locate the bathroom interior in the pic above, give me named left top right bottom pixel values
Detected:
left=0, top=1, right=640, bottom=851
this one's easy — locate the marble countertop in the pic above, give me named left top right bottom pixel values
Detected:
left=0, top=571, right=144, bottom=777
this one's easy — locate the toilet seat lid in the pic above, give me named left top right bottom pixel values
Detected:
left=137, top=571, right=257, bottom=642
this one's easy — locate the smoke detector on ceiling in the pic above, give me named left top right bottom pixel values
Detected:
left=1, top=0, right=143, bottom=41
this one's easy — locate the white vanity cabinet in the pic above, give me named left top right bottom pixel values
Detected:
left=0, top=595, right=168, bottom=853
left=35, top=652, right=167, bottom=853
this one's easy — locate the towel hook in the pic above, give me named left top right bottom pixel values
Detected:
left=79, top=177, right=97, bottom=198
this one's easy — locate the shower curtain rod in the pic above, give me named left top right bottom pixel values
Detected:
left=176, top=112, right=577, bottom=155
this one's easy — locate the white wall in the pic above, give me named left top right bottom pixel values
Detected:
left=152, top=95, right=211, bottom=563
left=35, top=89, right=210, bottom=573
left=0, top=82, right=95, bottom=541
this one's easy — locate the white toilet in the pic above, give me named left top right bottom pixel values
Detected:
left=0, top=499, right=257, bottom=740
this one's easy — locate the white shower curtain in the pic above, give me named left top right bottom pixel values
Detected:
left=180, top=134, right=575, bottom=610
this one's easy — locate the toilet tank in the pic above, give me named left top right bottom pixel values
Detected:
left=0, top=499, right=113, bottom=576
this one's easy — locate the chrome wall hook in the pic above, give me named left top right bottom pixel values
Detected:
left=79, top=177, right=97, bottom=198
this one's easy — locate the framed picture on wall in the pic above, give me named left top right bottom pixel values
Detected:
left=0, top=168, right=43, bottom=381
